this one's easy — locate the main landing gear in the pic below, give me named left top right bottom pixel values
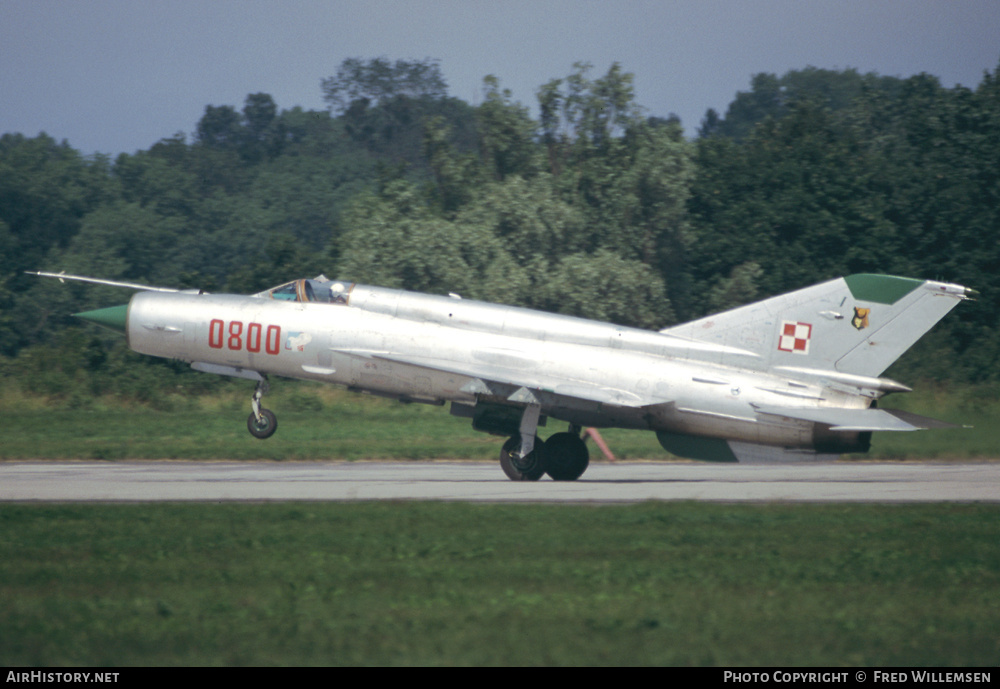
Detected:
left=499, top=404, right=590, bottom=481
left=542, top=431, right=590, bottom=481
left=247, top=376, right=278, bottom=439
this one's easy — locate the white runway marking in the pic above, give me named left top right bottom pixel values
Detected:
left=1, top=460, right=998, bottom=502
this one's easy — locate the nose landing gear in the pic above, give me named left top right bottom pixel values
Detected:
left=247, top=376, right=278, bottom=439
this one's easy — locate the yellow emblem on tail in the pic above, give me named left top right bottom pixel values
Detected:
left=852, top=307, right=870, bottom=330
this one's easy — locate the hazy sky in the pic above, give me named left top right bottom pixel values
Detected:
left=3, top=0, right=999, bottom=156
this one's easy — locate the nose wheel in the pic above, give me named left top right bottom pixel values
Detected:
left=247, top=376, right=278, bottom=439
left=247, top=408, right=278, bottom=439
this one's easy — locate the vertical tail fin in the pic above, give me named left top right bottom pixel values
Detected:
left=663, top=275, right=973, bottom=377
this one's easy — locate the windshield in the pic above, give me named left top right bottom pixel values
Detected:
left=258, top=278, right=355, bottom=304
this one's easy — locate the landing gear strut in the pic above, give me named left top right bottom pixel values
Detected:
left=247, top=376, right=277, bottom=439
left=500, top=403, right=545, bottom=480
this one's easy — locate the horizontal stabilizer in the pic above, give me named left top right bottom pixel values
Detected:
left=754, top=405, right=959, bottom=432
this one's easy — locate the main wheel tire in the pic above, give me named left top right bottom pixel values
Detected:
left=247, top=408, right=278, bottom=439
left=543, top=432, right=590, bottom=481
left=499, top=435, right=546, bottom=481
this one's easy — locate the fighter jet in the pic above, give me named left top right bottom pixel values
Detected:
left=31, top=271, right=974, bottom=480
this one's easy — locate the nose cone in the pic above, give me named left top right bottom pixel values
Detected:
left=74, top=304, right=128, bottom=333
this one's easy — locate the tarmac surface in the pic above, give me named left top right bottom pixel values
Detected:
left=1, top=460, right=998, bottom=502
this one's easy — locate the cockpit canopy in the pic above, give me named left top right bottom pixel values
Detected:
left=256, top=276, right=355, bottom=304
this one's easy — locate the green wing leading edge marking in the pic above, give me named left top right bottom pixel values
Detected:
left=844, top=274, right=923, bottom=305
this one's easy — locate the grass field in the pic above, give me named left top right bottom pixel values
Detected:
left=1, top=502, right=998, bottom=666
left=2, top=382, right=999, bottom=461
left=3, top=384, right=999, bottom=666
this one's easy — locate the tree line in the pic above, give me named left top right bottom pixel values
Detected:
left=2, top=57, right=998, bottom=395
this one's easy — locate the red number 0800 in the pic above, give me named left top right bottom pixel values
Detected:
left=209, top=319, right=280, bottom=355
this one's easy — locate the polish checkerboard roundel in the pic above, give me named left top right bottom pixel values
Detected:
left=777, top=321, right=812, bottom=354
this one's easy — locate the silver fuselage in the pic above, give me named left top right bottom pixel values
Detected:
left=125, top=285, right=874, bottom=453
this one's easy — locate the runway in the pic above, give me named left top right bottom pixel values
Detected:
left=1, top=460, right=998, bottom=502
